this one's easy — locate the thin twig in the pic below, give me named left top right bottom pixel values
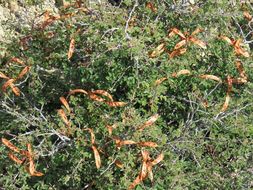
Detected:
left=125, top=0, right=138, bottom=40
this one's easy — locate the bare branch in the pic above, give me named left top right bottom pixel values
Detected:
left=124, top=0, right=138, bottom=40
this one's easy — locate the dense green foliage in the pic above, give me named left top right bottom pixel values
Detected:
left=0, top=0, right=253, bottom=189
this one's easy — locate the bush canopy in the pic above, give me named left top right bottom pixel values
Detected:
left=0, top=0, right=253, bottom=189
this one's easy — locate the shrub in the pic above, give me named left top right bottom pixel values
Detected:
left=0, top=0, right=252, bottom=189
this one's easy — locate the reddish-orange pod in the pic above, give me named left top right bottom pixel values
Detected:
left=0, top=72, right=9, bottom=79
left=105, top=101, right=127, bottom=107
left=10, top=84, right=21, bottom=96
left=138, top=114, right=159, bottom=131
left=91, top=90, right=114, bottom=101
left=59, top=97, right=70, bottom=112
left=1, top=138, right=21, bottom=153
left=8, top=152, right=24, bottom=164
left=169, top=48, right=187, bottom=58
left=146, top=2, right=157, bottom=13
left=138, top=141, right=158, bottom=148
left=27, top=143, right=44, bottom=177
left=17, top=66, right=31, bottom=80
left=2, top=79, right=15, bottom=92
left=149, top=43, right=166, bottom=58
left=57, top=109, right=71, bottom=127
left=91, top=145, right=101, bottom=169
left=67, top=38, right=75, bottom=60
left=244, top=11, right=252, bottom=21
